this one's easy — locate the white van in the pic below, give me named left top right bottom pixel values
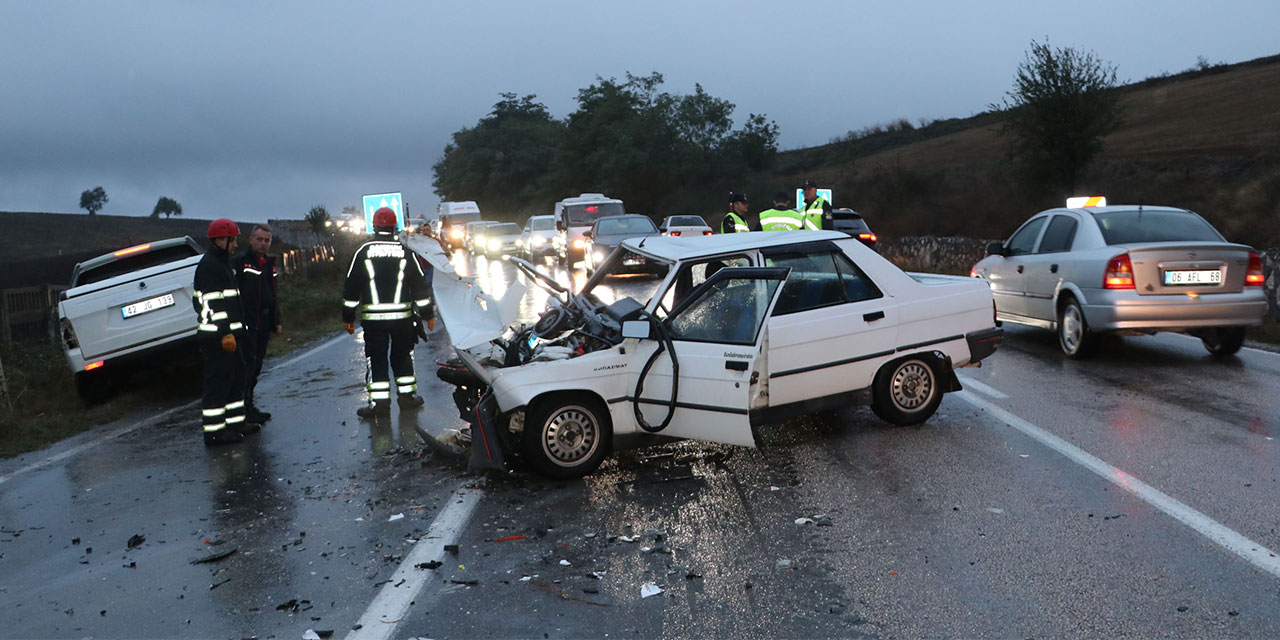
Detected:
left=552, top=193, right=624, bottom=268
left=436, top=201, right=483, bottom=250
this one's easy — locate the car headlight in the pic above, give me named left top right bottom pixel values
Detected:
left=572, top=238, right=586, bottom=249
left=592, top=250, right=605, bottom=264
left=531, top=235, right=546, bottom=246
left=451, top=229, right=464, bottom=240
left=487, top=239, right=501, bottom=250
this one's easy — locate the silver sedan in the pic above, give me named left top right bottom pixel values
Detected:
left=971, top=203, right=1268, bottom=358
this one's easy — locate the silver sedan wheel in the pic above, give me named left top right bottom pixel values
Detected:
left=1060, top=303, right=1085, bottom=354
left=890, top=360, right=936, bottom=412
left=540, top=405, right=601, bottom=466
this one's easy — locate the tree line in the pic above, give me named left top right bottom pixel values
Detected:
left=432, top=72, right=781, bottom=219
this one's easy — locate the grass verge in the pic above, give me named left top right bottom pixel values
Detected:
left=0, top=238, right=359, bottom=458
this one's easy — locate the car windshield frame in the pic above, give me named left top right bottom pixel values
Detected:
left=596, top=217, right=657, bottom=236
left=1092, top=209, right=1224, bottom=245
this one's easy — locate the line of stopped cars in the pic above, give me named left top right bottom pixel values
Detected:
left=971, top=197, right=1268, bottom=358
left=433, top=229, right=1003, bottom=478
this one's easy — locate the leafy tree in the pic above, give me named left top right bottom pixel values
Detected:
left=341, top=205, right=360, bottom=217
left=151, top=196, right=182, bottom=219
left=79, top=186, right=108, bottom=216
left=994, top=40, right=1124, bottom=195
left=433, top=93, right=565, bottom=216
left=305, top=205, right=330, bottom=233
left=722, top=113, right=780, bottom=172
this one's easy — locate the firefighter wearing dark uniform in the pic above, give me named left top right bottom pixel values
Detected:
left=342, top=207, right=433, bottom=418
left=720, top=192, right=761, bottom=233
left=232, top=224, right=281, bottom=424
left=800, top=178, right=833, bottom=231
left=194, top=218, right=257, bottom=445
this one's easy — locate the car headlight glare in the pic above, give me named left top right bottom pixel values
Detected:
left=487, top=239, right=501, bottom=250
left=531, top=235, right=545, bottom=246
left=572, top=239, right=586, bottom=249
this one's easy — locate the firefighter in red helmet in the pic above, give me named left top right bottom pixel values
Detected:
left=193, top=218, right=259, bottom=445
left=342, top=207, right=433, bottom=418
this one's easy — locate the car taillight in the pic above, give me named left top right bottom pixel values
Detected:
left=1104, top=254, right=1135, bottom=289
left=670, top=231, right=681, bottom=236
left=970, top=266, right=979, bottom=278
left=1245, top=252, right=1265, bottom=286
left=85, top=360, right=105, bottom=371
left=858, top=233, right=877, bottom=243
left=703, top=231, right=713, bottom=236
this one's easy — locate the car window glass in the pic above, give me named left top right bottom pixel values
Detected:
left=1006, top=217, right=1047, bottom=256
left=763, top=252, right=846, bottom=315
left=598, top=217, right=657, bottom=235
left=833, top=253, right=883, bottom=302
left=531, top=218, right=555, bottom=230
left=667, top=276, right=782, bottom=345
left=658, top=255, right=752, bottom=316
left=75, top=244, right=201, bottom=286
left=1037, top=216, right=1078, bottom=253
left=1093, top=210, right=1223, bottom=244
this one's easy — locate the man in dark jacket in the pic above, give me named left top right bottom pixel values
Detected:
left=342, top=207, right=433, bottom=418
left=194, top=218, right=258, bottom=446
left=232, top=223, right=282, bottom=424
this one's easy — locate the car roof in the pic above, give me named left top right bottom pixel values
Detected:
left=622, top=230, right=847, bottom=261
left=595, top=214, right=652, bottom=223
left=79, top=236, right=198, bottom=270
left=1051, top=205, right=1189, bottom=216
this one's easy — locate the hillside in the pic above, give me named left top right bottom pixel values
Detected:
left=770, top=54, right=1280, bottom=247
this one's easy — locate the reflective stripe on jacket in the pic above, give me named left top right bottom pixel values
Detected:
left=758, top=208, right=805, bottom=231
left=721, top=212, right=749, bottom=234
left=192, top=244, right=246, bottom=337
left=802, top=196, right=831, bottom=231
left=341, top=234, right=432, bottom=324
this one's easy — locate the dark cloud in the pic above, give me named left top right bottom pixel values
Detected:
left=2, top=0, right=1276, bottom=221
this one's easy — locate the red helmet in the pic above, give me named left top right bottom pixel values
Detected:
left=207, top=218, right=240, bottom=239
left=372, top=207, right=397, bottom=230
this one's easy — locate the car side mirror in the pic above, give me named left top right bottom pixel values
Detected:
left=583, top=230, right=593, bottom=239
left=986, top=242, right=1008, bottom=257
left=621, top=320, right=651, bottom=340
left=556, top=220, right=565, bottom=232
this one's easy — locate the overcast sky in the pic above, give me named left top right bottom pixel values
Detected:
left=2, top=0, right=1276, bottom=223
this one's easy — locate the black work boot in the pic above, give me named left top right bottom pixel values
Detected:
left=204, top=428, right=245, bottom=446
left=397, top=394, right=425, bottom=409
left=238, top=420, right=262, bottom=435
left=356, top=400, right=391, bottom=419
left=248, top=407, right=272, bottom=423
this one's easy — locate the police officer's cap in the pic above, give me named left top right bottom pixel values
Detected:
left=772, top=191, right=790, bottom=202
left=801, top=179, right=819, bottom=189
left=728, top=192, right=748, bottom=204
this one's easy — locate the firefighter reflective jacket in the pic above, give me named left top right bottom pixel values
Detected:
left=342, top=233, right=432, bottom=325
left=232, top=249, right=279, bottom=332
left=802, top=196, right=833, bottom=231
left=192, top=244, right=245, bottom=339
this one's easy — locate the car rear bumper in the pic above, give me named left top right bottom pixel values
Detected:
left=67, top=329, right=198, bottom=373
left=965, top=327, right=1004, bottom=363
left=1081, top=288, right=1268, bottom=330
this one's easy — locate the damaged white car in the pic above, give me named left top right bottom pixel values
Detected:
left=412, top=231, right=1003, bottom=479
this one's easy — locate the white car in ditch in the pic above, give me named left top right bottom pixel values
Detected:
left=414, top=231, right=1003, bottom=478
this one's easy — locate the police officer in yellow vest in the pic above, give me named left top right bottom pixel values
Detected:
left=720, top=192, right=761, bottom=233
left=800, top=178, right=833, bottom=231
left=758, top=192, right=806, bottom=231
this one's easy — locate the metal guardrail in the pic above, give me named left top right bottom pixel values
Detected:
left=0, top=284, right=66, bottom=345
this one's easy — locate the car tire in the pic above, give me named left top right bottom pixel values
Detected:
left=870, top=356, right=942, bottom=426
left=521, top=394, right=611, bottom=479
left=1201, top=326, right=1246, bottom=356
left=1057, top=297, right=1096, bottom=359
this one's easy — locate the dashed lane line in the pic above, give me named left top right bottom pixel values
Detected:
left=347, top=484, right=484, bottom=640
left=0, top=333, right=349, bottom=487
left=955, top=390, right=1280, bottom=579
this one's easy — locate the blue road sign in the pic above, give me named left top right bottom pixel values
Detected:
left=795, top=188, right=833, bottom=211
left=362, top=192, right=405, bottom=233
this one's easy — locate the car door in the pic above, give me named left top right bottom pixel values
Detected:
left=626, top=266, right=789, bottom=447
left=988, top=215, right=1049, bottom=319
left=1019, top=214, right=1080, bottom=321
left=761, top=241, right=896, bottom=406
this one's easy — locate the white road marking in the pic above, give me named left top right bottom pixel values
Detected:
left=955, top=390, right=1280, bottom=579
left=956, top=374, right=1009, bottom=399
left=268, top=332, right=347, bottom=373
left=347, top=484, right=484, bottom=640
left=0, top=399, right=198, bottom=486
left=0, top=333, right=348, bottom=487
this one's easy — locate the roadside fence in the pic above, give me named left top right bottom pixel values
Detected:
left=0, top=284, right=66, bottom=346
left=279, top=244, right=336, bottom=277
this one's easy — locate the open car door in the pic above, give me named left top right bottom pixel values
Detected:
left=627, top=266, right=790, bottom=447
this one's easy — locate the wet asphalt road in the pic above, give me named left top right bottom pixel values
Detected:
left=1, top=247, right=1278, bottom=638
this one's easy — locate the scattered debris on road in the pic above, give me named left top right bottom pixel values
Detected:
left=191, top=548, right=237, bottom=564
left=640, top=583, right=663, bottom=598
left=126, top=533, right=145, bottom=549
